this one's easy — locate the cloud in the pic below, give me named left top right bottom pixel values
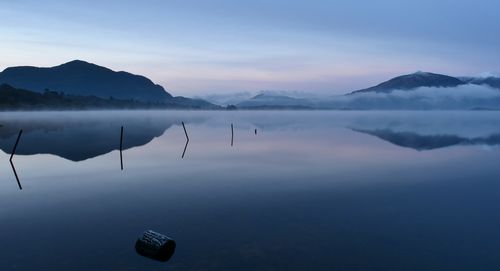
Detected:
left=475, top=72, right=500, bottom=78
left=206, top=84, right=500, bottom=109
left=321, top=84, right=500, bottom=109
left=390, top=84, right=500, bottom=99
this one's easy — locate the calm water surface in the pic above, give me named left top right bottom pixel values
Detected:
left=1, top=110, right=500, bottom=270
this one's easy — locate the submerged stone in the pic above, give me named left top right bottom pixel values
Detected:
left=135, top=230, right=176, bottom=262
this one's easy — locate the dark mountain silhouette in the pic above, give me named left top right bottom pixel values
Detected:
left=352, top=128, right=500, bottom=150
left=0, top=60, right=171, bottom=102
left=349, top=72, right=465, bottom=94
left=0, top=60, right=219, bottom=109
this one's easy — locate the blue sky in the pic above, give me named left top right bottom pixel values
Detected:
left=1, top=0, right=499, bottom=95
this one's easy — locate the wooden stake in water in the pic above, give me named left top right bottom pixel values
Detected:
left=254, top=129, right=257, bottom=135
left=182, top=122, right=189, bottom=142
left=231, top=123, right=234, bottom=146
left=182, top=122, right=189, bottom=159
left=182, top=140, right=189, bottom=159
left=10, top=130, right=23, bottom=190
left=120, top=126, right=124, bottom=170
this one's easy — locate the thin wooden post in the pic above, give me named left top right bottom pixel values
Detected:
left=231, top=123, right=234, bottom=146
left=181, top=122, right=189, bottom=158
left=10, top=130, right=23, bottom=190
left=182, top=122, right=189, bottom=142
left=182, top=140, right=189, bottom=159
left=120, top=126, right=124, bottom=170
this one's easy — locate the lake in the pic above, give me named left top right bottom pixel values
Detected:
left=1, top=110, right=500, bottom=270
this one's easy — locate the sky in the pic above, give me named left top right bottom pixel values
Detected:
left=1, top=0, right=499, bottom=96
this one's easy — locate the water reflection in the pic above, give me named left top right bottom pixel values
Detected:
left=352, top=128, right=500, bottom=150
left=182, top=140, right=189, bottom=159
left=181, top=121, right=189, bottom=159
left=120, top=126, right=124, bottom=170
left=9, top=130, right=23, bottom=190
left=231, top=123, right=234, bottom=146
left=0, top=112, right=206, bottom=162
left=1, top=111, right=500, bottom=163
left=1, top=111, right=500, bottom=270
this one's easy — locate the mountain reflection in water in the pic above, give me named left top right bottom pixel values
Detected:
left=0, top=111, right=206, bottom=161
left=352, top=128, right=500, bottom=150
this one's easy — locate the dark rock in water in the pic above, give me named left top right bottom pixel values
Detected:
left=135, top=230, right=176, bottom=262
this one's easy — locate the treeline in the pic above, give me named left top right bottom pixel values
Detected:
left=0, top=84, right=203, bottom=110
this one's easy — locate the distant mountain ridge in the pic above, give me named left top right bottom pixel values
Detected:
left=236, top=93, right=314, bottom=109
left=0, top=60, right=220, bottom=109
left=232, top=71, right=500, bottom=110
left=0, top=60, right=171, bottom=102
left=348, top=71, right=500, bottom=95
left=349, top=72, right=466, bottom=94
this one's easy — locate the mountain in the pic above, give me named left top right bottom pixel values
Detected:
left=198, top=92, right=255, bottom=106
left=230, top=71, right=500, bottom=110
left=236, top=94, right=314, bottom=109
left=349, top=72, right=465, bottom=94
left=0, top=60, right=219, bottom=109
left=0, top=60, right=171, bottom=102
